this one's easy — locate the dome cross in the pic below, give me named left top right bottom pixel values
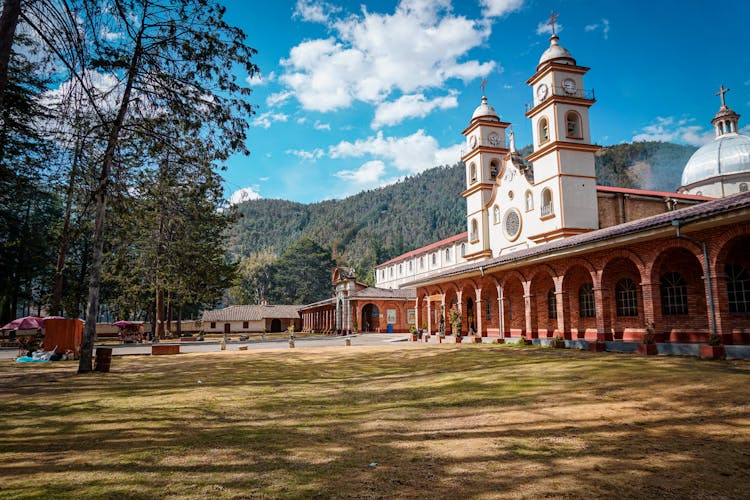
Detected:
left=716, top=84, right=730, bottom=108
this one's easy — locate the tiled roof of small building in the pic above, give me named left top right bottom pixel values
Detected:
left=350, top=287, right=416, bottom=300
left=409, top=191, right=750, bottom=286
left=201, top=305, right=300, bottom=322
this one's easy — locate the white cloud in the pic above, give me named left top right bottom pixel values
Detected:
left=246, top=71, right=275, bottom=86
left=253, top=111, right=288, bottom=128
left=286, top=148, right=325, bottom=160
left=481, top=0, right=524, bottom=18
left=229, top=187, right=261, bottom=205
left=314, top=120, right=331, bottom=130
left=632, top=116, right=714, bottom=146
left=536, top=20, right=562, bottom=36
left=293, top=0, right=340, bottom=24
left=585, top=19, right=610, bottom=40
left=266, top=90, right=292, bottom=108
left=329, top=130, right=462, bottom=173
left=259, top=177, right=270, bottom=182
left=372, top=92, right=458, bottom=128
left=335, top=160, right=386, bottom=184
left=280, top=0, right=495, bottom=113
left=296, top=117, right=307, bottom=124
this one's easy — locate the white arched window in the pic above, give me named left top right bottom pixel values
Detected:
left=470, top=219, right=479, bottom=242
left=445, top=248, right=450, bottom=262
left=490, top=160, right=499, bottom=180
left=541, top=188, right=553, bottom=217
left=460, top=243, right=466, bottom=257
left=469, top=162, right=477, bottom=183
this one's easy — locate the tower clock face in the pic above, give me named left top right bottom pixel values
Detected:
left=469, top=135, right=477, bottom=148
left=488, top=133, right=499, bottom=146
left=563, top=78, right=577, bottom=95
left=537, top=84, right=548, bottom=100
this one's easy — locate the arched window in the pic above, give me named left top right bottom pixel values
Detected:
left=740, top=183, right=748, bottom=192
left=470, top=162, right=477, bottom=183
left=389, top=267, right=394, bottom=277
left=398, top=264, right=403, bottom=275
left=470, top=219, right=478, bottom=242
left=490, top=160, right=499, bottom=180
left=420, top=256, right=425, bottom=269
left=525, top=190, right=534, bottom=212
left=541, top=188, right=554, bottom=217
left=432, top=253, right=437, bottom=266
left=616, top=278, right=638, bottom=317
left=493, top=205, right=500, bottom=224
left=444, top=248, right=450, bottom=262
left=578, top=283, right=595, bottom=318
left=460, top=243, right=466, bottom=257
left=660, top=272, right=688, bottom=315
left=539, top=117, right=550, bottom=144
left=565, top=111, right=582, bottom=138
left=726, top=263, right=750, bottom=313
left=547, top=288, right=558, bottom=319
left=486, top=299, right=492, bottom=320
left=408, top=261, right=413, bottom=272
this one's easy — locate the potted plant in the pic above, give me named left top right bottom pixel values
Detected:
left=637, top=322, right=658, bottom=355
left=518, top=333, right=532, bottom=346
left=448, top=304, right=462, bottom=343
left=552, top=334, right=566, bottom=348
left=409, top=324, right=418, bottom=342
left=700, top=333, right=725, bottom=360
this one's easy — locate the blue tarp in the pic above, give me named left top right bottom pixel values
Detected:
left=16, top=356, right=50, bottom=363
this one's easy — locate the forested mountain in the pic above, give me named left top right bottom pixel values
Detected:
left=227, top=141, right=698, bottom=286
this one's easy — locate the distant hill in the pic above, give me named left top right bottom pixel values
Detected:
left=227, top=141, right=698, bottom=283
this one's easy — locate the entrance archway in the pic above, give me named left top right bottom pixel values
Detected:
left=362, top=303, right=380, bottom=332
left=270, top=319, right=281, bottom=332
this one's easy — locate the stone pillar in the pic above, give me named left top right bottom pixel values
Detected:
left=427, top=299, right=432, bottom=335
left=414, top=297, right=420, bottom=332
left=497, top=283, right=505, bottom=337
left=475, top=288, right=483, bottom=336
left=522, top=280, right=534, bottom=338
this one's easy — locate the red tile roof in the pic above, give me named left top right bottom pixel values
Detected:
left=596, top=185, right=714, bottom=201
left=202, top=305, right=300, bottom=322
left=377, top=232, right=468, bottom=268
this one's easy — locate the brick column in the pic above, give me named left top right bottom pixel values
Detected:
left=640, top=280, right=661, bottom=330
left=592, top=271, right=611, bottom=341
left=553, top=276, right=569, bottom=338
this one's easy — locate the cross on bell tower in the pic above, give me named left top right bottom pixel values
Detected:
left=712, top=84, right=740, bottom=137
left=548, top=11, right=559, bottom=37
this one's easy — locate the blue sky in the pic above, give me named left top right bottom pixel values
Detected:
left=221, top=0, right=750, bottom=204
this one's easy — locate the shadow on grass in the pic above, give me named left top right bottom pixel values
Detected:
left=0, top=347, right=748, bottom=498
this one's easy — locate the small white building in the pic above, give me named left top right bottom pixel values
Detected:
left=201, top=304, right=301, bottom=334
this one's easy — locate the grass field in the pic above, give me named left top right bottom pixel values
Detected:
left=0, top=344, right=748, bottom=499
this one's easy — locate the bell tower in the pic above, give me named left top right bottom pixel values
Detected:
left=524, top=13, right=600, bottom=243
left=461, top=91, right=510, bottom=261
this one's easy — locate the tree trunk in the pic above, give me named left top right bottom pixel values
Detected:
left=155, top=284, right=164, bottom=339
left=79, top=20, right=145, bottom=374
left=51, top=134, right=82, bottom=314
left=0, top=0, right=20, bottom=116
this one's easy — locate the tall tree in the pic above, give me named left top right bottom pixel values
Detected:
left=267, top=238, right=335, bottom=305
left=22, top=0, right=257, bottom=372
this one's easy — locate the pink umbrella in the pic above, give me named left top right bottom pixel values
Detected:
left=113, top=320, right=134, bottom=327
left=1, top=316, right=44, bottom=330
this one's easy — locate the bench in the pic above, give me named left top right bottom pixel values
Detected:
left=152, top=344, right=180, bottom=355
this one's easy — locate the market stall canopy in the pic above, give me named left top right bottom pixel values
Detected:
left=1, top=316, right=44, bottom=331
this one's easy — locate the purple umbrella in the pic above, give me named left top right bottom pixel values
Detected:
left=113, top=320, right=134, bottom=327
left=1, top=316, right=44, bottom=330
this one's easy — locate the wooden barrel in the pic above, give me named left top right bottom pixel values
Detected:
left=94, top=347, right=113, bottom=372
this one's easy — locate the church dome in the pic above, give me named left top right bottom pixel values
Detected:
left=538, top=35, right=576, bottom=69
left=471, top=96, right=499, bottom=121
left=681, top=134, right=750, bottom=186
left=680, top=87, right=750, bottom=191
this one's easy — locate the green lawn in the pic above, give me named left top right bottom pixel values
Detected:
left=0, top=345, right=748, bottom=499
